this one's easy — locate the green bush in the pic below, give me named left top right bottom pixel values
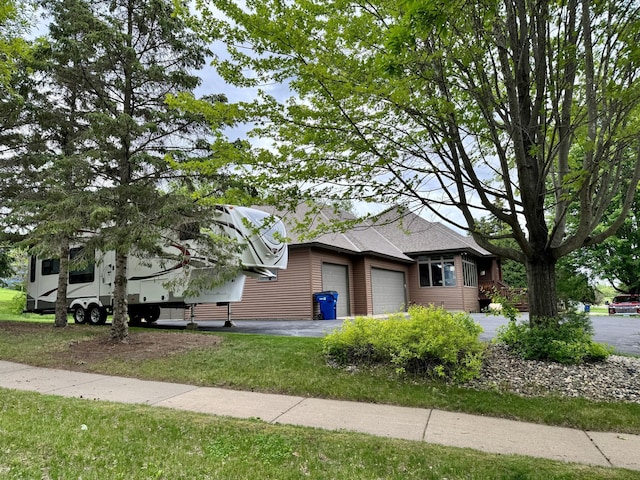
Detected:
left=496, top=312, right=612, bottom=364
left=9, top=291, right=26, bottom=315
left=322, top=305, right=485, bottom=382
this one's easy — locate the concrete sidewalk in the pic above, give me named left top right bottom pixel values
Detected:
left=1, top=360, right=639, bottom=471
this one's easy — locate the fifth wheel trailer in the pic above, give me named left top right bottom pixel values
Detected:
left=25, top=205, right=287, bottom=324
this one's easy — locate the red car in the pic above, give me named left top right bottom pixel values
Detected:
left=608, top=294, right=640, bottom=315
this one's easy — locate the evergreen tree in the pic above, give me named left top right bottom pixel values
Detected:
left=35, top=0, right=221, bottom=341
left=11, top=6, right=103, bottom=327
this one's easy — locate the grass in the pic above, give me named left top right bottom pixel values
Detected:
left=0, top=287, right=54, bottom=322
left=1, top=389, right=637, bottom=479
left=588, top=305, right=609, bottom=315
left=1, top=317, right=640, bottom=436
left=2, top=288, right=640, bottom=477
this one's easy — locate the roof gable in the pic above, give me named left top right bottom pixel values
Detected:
left=371, top=208, right=492, bottom=257
left=259, top=203, right=492, bottom=260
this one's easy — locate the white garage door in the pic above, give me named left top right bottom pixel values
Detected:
left=321, top=263, right=350, bottom=317
left=371, top=268, right=407, bottom=315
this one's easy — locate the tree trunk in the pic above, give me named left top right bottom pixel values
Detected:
left=109, top=249, right=129, bottom=342
left=525, top=256, right=558, bottom=325
left=54, top=236, right=70, bottom=328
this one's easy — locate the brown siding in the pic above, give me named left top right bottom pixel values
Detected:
left=189, top=246, right=483, bottom=321
left=190, top=248, right=315, bottom=320
left=190, top=247, right=362, bottom=321
left=352, top=258, right=368, bottom=315
left=462, top=286, right=481, bottom=312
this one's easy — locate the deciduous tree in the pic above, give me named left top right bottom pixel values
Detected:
left=190, top=0, right=640, bottom=324
left=577, top=193, right=640, bottom=294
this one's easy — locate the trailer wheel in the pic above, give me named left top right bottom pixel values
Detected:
left=73, top=306, right=86, bottom=324
left=128, top=307, right=143, bottom=326
left=87, top=305, right=107, bottom=325
left=145, top=306, right=161, bottom=324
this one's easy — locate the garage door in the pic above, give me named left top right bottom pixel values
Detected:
left=371, top=268, right=407, bottom=314
left=321, top=263, right=350, bottom=317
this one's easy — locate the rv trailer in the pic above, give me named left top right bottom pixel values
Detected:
left=25, top=205, right=287, bottom=324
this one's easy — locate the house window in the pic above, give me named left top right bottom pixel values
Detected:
left=418, top=255, right=456, bottom=287
left=462, top=256, right=478, bottom=287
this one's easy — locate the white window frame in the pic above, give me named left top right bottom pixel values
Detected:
left=462, top=255, right=478, bottom=287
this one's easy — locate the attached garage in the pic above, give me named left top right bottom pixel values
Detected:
left=371, top=268, right=407, bottom=314
left=321, top=262, right=350, bottom=317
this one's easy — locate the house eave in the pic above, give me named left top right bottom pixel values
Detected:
left=404, top=247, right=495, bottom=258
left=289, top=242, right=414, bottom=263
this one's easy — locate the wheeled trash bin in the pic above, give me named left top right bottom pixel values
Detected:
left=313, top=291, right=339, bottom=320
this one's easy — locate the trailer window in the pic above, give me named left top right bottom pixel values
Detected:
left=179, top=222, right=200, bottom=240
left=41, top=258, right=60, bottom=276
left=69, top=247, right=95, bottom=284
left=30, top=256, right=36, bottom=282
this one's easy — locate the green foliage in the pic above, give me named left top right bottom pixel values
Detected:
left=502, top=259, right=527, bottom=289
left=555, top=254, right=596, bottom=305
left=496, top=313, right=612, bottom=364
left=8, top=290, right=25, bottom=314
left=0, top=248, right=13, bottom=280
left=322, top=305, right=485, bottom=382
left=576, top=192, right=640, bottom=294
left=0, top=0, right=32, bottom=87
left=482, top=286, right=522, bottom=323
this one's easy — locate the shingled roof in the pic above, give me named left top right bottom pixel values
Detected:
left=260, top=203, right=413, bottom=262
left=371, top=207, right=493, bottom=257
left=260, top=203, right=493, bottom=261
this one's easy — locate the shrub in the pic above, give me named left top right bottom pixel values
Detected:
left=322, top=305, right=485, bottom=382
left=9, top=291, right=26, bottom=315
left=496, top=312, right=612, bottom=364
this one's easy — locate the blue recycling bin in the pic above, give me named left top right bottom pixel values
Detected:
left=584, top=304, right=591, bottom=313
left=313, top=291, right=339, bottom=320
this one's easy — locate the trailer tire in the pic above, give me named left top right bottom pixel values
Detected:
left=128, top=307, right=143, bottom=326
left=87, top=305, right=107, bottom=325
left=73, top=306, right=86, bottom=324
left=145, top=306, right=161, bottom=324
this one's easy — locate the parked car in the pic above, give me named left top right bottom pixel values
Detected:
left=608, top=294, right=640, bottom=315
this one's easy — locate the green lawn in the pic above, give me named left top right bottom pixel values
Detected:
left=588, top=305, right=609, bottom=315
left=0, top=313, right=639, bottom=435
left=2, top=288, right=640, bottom=477
left=1, top=389, right=637, bottom=479
left=0, top=287, right=55, bottom=322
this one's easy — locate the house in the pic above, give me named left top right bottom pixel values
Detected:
left=189, top=205, right=504, bottom=321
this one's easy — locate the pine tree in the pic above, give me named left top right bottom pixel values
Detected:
left=37, top=0, right=216, bottom=340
